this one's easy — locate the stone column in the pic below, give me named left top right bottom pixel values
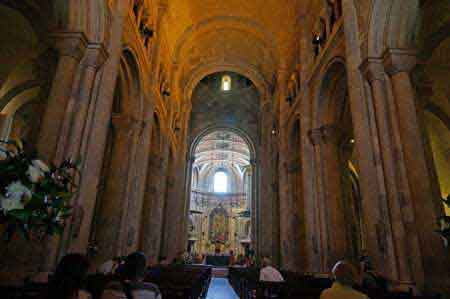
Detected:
left=67, top=5, right=129, bottom=254
left=37, top=32, right=88, bottom=161
left=279, top=136, right=303, bottom=271
left=360, top=59, right=418, bottom=285
left=250, top=159, right=258, bottom=253
left=56, top=43, right=108, bottom=163
left=383, top=49, right=450, bottom=292
left=258, top=100, right=276, bottom=259
left=93, top=115, right=138, bottom=262
left=319, top=125, right=348, bottom=265
left=141, top=136, right=170, bottom=258
left=122, top=116, right=153, bottom=254
left=308, top=128, right=329, bottom=272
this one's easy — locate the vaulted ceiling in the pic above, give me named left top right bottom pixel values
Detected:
left=160, top=0, right=316, bottom=98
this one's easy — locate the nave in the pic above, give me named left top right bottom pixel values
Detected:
left=0, top=0, right=449, bottom=298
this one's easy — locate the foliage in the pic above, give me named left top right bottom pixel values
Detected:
left=0, top=140, right=77, bottom=241
left=436, top=194, right=450, bottom=247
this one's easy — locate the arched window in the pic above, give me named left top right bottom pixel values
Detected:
left=214, top=171, right=228, bottom=193
left=221, top=75, right=231, bottom=91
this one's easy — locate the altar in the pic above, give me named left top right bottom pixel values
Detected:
left=205, top=255, right=230, bottom=267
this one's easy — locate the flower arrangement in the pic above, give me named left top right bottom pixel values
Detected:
left=0, top=140, right=77, bottom=241
left=436, top=194, right=450, bottom=247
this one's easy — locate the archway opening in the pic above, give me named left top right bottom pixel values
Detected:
left=188, top=129, right=253, bottom=262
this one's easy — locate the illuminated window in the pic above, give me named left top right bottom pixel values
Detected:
left=214, top=171, right=228, bottom=193
left=221, top=75, right=231, bottom=91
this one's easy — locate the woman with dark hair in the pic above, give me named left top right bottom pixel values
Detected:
left=46, top=253, right=90, bottom=299
left=102, top=252, right=161, bottom=299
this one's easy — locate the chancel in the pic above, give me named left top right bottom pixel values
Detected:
left=0, top=1, right=449, bottom=299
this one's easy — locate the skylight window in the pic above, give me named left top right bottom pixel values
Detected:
left=221, top=75, right=231, bottom=91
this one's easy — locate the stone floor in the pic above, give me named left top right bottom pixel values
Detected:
left=206, top=277, right=239, bottom=299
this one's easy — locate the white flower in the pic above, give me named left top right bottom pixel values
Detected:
left=27, top=160, right=50, bottom=183
left=32, top=160, right=50, bottom=173
left=0, top=196, right=24, bottom=212
left=6, top=181, right=32, bottom=201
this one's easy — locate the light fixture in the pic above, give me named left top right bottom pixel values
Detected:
left=221, top=75, right=231, bottom=91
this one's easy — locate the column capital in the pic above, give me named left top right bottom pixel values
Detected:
left=320, top=124, right=342, bottom=144
left=111, top=115, right=141, bottom=135
left=51, top=32, right=88, bottom=61
left=308, top=128, right=323, bottom=146
left=383, top=48, right=417, bottom=76
left=82, top=43, right=109, bottom=68
left=360, top=58, right=386, bottom=83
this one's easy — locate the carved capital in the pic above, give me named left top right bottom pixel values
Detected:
left=320, top=124, right=341, bottom=144
left=383, top=48, right=417, bottom=76
left=111, top=115, right=141, bottom=135
left=308, top=128, right=323, bottom=146
left=308, top=124, right=341, bottom=146
left=51, top=32, right=88, bottom=61
left=82, top=43, right=109, bottom=68
left=360, top=58, right=385, bottom=83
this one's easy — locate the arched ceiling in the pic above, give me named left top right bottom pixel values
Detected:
left=160, top=0, right=314, bottom=97
left=194, top=130, right=251, bottom=169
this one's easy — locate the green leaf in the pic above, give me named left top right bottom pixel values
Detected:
left=8, top=209, right=31, bottom=222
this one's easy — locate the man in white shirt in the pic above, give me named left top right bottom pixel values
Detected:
left=320, top=261, right=368, bottom=299
left=259, top=257, right=284, bottom=282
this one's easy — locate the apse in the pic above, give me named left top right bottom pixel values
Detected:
left=189, top=129, right=253, bottom=258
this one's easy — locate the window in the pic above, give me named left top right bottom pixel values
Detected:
left=221, top=75, right=231, bottom=91
left=214, top=171, right=228, bottom=193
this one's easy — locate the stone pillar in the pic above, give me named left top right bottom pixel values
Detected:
left=93, top=115, right=138, bottom=262
left=309, top=128, right=329, bottom=272
left=279, top=133, right=303, bottom=271
left=383, top=49, right=450, bottom=292
left=122, top=116, right=153, bottom=254
left=141, top=136, right=170, bottom=258
left=250, top=159, right=258, bottom=253
left=67, top=5, right=129, bottom=254
left=37, top=32, right=88, bottom=161
left=320, top=125, right=348, bottom=265
left=56, top=43, right=108, bottom=163
left=258, top=100, right=276, bottom=259
left=300, top=90, right=321, bottom=272
left=341, top=0, right=404, bottom=285
left=360, top=59, right=419, bottom=285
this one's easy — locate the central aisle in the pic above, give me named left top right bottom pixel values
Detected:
left=206, top=277, right=239, bottom=299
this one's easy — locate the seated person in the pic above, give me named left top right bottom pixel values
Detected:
left=259, top=257, right=284, bottom=282
left=158, top=256, right=170, bottom=266
left=102, top=252, right=162, bottom=299
left=46, top=253, right=91, bottom=299
left=320, top=261, right=368, bottom=299
left=359, top=256, right=388, bottom=291
left=98, top=257, right=123, bottom=275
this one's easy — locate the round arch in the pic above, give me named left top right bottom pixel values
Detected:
left=181, top=62, right=269, bottom=110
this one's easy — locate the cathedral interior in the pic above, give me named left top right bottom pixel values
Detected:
left=0, top=0, right=449, bottom=297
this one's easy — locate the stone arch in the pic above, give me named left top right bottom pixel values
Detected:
left=0, top=4, right=58, bottom=144
left=182, top=62, right=268, bottom=108
left=118, top=48, right=144, bottom=120
left=314, top=57, right=364, bottom=264
left=314, top=58, right=348, bottom=127
left=173, top=16, right=278, bottom=65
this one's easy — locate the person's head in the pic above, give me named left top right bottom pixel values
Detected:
left=48, top=253, right=90, bottom=299
left=262, top=257, right=271, bottom=267
left=332, top=261, right=357, bottom=287
left=113, top=256, right=122, bottom=263
left=121, top=252, right=147, bottom=281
